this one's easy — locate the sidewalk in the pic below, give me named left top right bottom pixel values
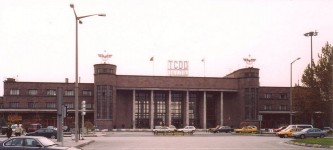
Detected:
left=54, top=132, right=106, bottom=149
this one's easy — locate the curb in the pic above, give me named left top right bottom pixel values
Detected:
left=75, top=140, right=95, bottom=148
left=286, top=141, right=333, bottom=149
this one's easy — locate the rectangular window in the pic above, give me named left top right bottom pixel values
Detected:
left=46, top=89, right=57, bottom=96
left=10, top=89, right=19, bottom=95
left=0, top=103, right=3, bottom=109
left=64, top=103, right=74, bottom=109
left=9, top=102, right=19, bottom=108
left=82, top=90, right=92, bottom=96
left=264, top=93, right=272, bottom=99
left=264, top=105, right=272, bottom=110
left=28, top=102, right=38, bottom=108
left=64, top=90, right=74, bottom=96
left=279, top=105, right=287, bottom=111
left=86, top=103, right=92, bottom=109
left=28, top=89, right=38, bottom=96
left=46, top=102, right=56, bottom=109
left=279, top=93, right=287, bottom=99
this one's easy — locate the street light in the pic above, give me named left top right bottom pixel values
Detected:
left=70, top=4, right=105, bottom=142
left=290, top=57, right=300, bottom=125
left=304, top=31, right=318, bottom=68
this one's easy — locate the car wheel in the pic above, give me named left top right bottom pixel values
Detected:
left=300, top=134, right=305, bottom=139
left=320, top=134, right=324, bottom=138
left=51, top=135, right=56, bottom=139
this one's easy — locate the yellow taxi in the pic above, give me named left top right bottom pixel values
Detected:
left=234, top=126, right=257, bottom=133
left=276, top=128, right=301, bottom=138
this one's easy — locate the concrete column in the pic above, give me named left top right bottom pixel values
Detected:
left=185, top=90, right=189, bottom=126
left=150, top=90, right=154, bottom=129
left=132, top=90, right=136, bottom=129
left=167, top=90, right=172, bottom=126
left=220, top=91, right=224, bottom=126
left=203, top=91, right=207, bottom=129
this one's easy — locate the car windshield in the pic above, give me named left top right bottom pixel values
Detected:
left=300, top=128, right=310, bottom=132
left=38, top=137, right=57, bottom=146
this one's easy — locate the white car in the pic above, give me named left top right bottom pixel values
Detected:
left=177, top=126, right=196, bottom=133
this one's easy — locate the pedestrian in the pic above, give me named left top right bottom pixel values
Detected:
left=15, top=124, right=23, bottom=136
left=6, top=125, right=12, bottom=138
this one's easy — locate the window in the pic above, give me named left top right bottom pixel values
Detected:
left=9, top=89, right=19, bottom=95
left=279, top=105, right=288, bottom=111
left=83, top=90, right=92, bottom=96
left=9, top=102, right=19, bottom=108
left=47, top=89, right=56, bottom=96
left=264, top=105, right=272, bottom=110
left=86, top=103, right=92, bottom=109
left=279, top=93, right=287, bottom=99
left=0, top=103, right=3, bottom=109
left=64, top=90, right=74, bottom=96
left=28, top=89, right=38, bottom=95
left=46, top=102, right=56, bottom=109
left=64, top=103, right=74, bottom=109
left=264, top=93, right=272, bottom=99
left=28, top=102, right=38, bottom=108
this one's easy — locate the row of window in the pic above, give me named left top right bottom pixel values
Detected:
left=9, top=89, right=93, bottom=96
left=262, top=105, right=288, bottom=111
left=0, top=102, right=92, bottom=109
left=263, top=93, right=288, bottom=99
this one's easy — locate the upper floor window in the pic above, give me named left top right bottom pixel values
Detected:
left=46, top=102, right=56, bottom=109
left=47, top=89, right=57, bottom=96
left=264, top=93, right=272, bottom=99
left=65, top=90, right=74, bottom=96
left=28, top=102, right=38, bottom=108
left=82, top=90, right=92, bottom=96
left=9, top=102, right=19, bottom=108
left=64, top=103, right=74, bottom=109
left=28, top=89, right=38, bottom=96
left=0, top=103, right=4, bottom=109
left=279, top=105, right=288, bottom=111
left=264, top=105, right=272, bottom=110
left=279, top=93, right=288, bottom=99
left=10, top=89, right=19, bottom=95
left=86, top=103, right=92, bottom=109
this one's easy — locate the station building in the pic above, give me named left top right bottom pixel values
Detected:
left=0, top=63, right=293, bottom=130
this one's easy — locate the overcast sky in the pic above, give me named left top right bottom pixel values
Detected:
left=1, top=0, right=333, bottom=96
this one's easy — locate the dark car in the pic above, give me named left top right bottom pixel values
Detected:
left=1, top=126, right=8, bottom=135
left=0, top=136, right=79, bottom=150
left=27, top=123, right=42, bottom=133
left=292, top=128, right=327, bottom=139
left=26, top=128, right=57, bottom=139
left=212, top=126, right=234, bottom=133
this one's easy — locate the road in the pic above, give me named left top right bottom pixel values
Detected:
left=82, top=132, right=321, bottom=150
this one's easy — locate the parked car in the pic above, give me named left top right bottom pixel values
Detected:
left=27, top=123, right=42, bottom=133
left=0, top=136, right=79, bottom=150
left=1, top=126, right=8, bottom=135
left=177, top=126, right=196, bottom=133
left=293, top=128, right=327, bottom=139
left=273, top=126, right=287, bottom=132
left=26, top=128, right=57, bottom=139
left=322, top=127, right=333, bottom=134
left=234, top=126, right=257, bottom=133
left=284, top=124, right=313, bottom=131
left=276, top=128, right=301, bottom=138
left=46, top=126, right=57, bottom=130
left=212, top=126, right=234, bottom=133
left=152, top=126, right=171, bottom=134
left=207, top=125, right=221, bottom=132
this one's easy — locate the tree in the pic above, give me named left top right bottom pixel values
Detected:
left=300, top=42, right=333, bottom=127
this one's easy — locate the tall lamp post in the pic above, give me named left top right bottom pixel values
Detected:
left=304, top=31, right=318, bottom=68
left=290, top=57, right=300, bottom=125
left=70, top=4, right=105, bottom=142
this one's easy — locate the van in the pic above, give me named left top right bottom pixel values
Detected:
left=27, top=123, right=42, bottom=133
left=285, top=124, right=313, bottom=130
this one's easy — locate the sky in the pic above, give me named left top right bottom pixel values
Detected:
left=1, top=0, right=333, bottom=96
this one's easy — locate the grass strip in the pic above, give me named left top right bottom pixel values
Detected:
left=292, top=138, right=333, bottom=146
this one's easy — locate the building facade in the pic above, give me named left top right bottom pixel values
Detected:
left=0, top=63, right=296, bottom=130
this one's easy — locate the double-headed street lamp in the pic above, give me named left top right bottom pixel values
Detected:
left=304, top=31, right=318, bottom=68
left=70, top=4, right=105, bottom=142
left=290, top=57, right=300, bottom=125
